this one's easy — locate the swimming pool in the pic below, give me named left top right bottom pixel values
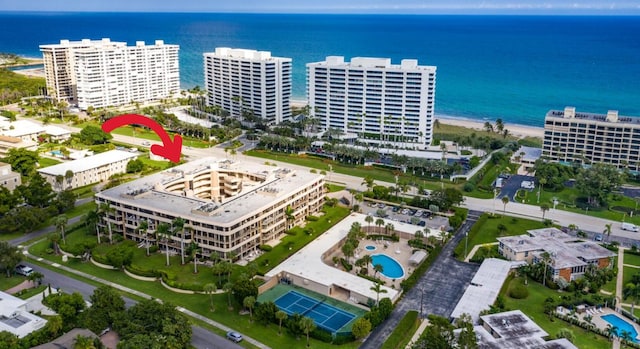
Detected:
left=365, top=245, right=376, bottom=251
left=601, top=314, right=639, bottom=343
left=371, top=254, right=405, bottom=279
left=50, top=150, right=62, bottom=156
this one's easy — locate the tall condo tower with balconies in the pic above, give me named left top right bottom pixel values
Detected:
left=306, top=56, right=436, bottom=150
left=40, top=38, right=179, bottom=109
left=204, top=48, right=292, bottom=124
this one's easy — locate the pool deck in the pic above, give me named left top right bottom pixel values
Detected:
left=562, top=306, right=640, bottom=342
left=265, top=213, right=432, bottom=303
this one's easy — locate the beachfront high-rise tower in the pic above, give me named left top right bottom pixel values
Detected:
left=543, top=106, right=640, bottom=173
left=40, top=38, right=180, bottom=109
left=306, top=56, right=436, bottom=150
left=204, top=48, right=292, bottom=125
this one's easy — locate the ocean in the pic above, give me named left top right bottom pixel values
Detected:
left=0, top=12, right=638, bottom=127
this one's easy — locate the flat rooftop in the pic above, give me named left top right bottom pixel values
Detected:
left=546, top=107, right=639, bottom=125
left=0, top=120, right=45, bottom=137
left=309, top=56, right=436, bottom=72
left=450, top=259, right=521, bottom=323
left=476, top=310, right=578, bottom=349
left=96, top=157, right=324, bottom=225
left=266, top=213, right=407, bottom=302
left=0, top=291, right=47, bottom=338
left=512, top=146, right=542, bottom=162
left=498, top=228, right=615, bottom=269
left=37, top=149, right=139, bottom=176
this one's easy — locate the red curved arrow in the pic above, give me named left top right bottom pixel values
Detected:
left=102, top=114, right=182, bottom=163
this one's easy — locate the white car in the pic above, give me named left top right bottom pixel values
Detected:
left=15, top=264, right=33, bottom=276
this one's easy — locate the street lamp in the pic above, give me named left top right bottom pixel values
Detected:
left=464, top=231, right=469, bottom=261
left=420, top=286, right=425, bottom=318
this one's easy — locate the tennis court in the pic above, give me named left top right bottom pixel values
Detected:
left=275, top=290, right=356, bottom=333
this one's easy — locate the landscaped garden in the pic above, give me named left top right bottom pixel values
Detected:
left=499, top=276, right=613, bottom=349
left=452, top=213, right=548, bottom=261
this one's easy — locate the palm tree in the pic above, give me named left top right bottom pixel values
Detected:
left=171, top=217, right=186, bottom=265
left=204, top=283, right=217, bottom=311
left=623, top=282, right=640, bottom=316
left=49, top=232, right=61, bottom=255
left=375, top=218, right=385, bottom=234
left=384, top=223, right=395, bottom=236
left=97, top=203, right=115, bottom=244
left=137, top=220, right=150, bottom=256
left=370, top=281, right=388, bottom=305
left=364, top=215, right=374, bottom=234
left=501, top=196, right=509, bottom=216
left=300, top=316, right=316, bottom=347
left=540, top=251, right=552, bottom=287
left=621, top=329, right=632, bottom=347
left=373, top=263, right=384, bottom=279
left=84, top=209, right=101, bottom=244
left=604, top=223, right=613, bottom=242
left=243, top=296, right=256, bottom=322
left=55, top=214, right=68, bottom=245
left=276, top=310, right=288, bottom=335
left=223, top=282, right=233, bottom=309
left=362, top=176, right=374, bottom=191
left=361, top=254, right=373, bottom=275
left=540, top=203, right=550, bottom=220
left=28, top=271, right=44, bottom=286
left=73, top=335, right=96, bottom=349
left=189, top=241, right=201, bottom=273
left=605, top=324, right=618, bottom=341
left=583, top=314, right=594, bottom=333
left=156, top=223, right=171, bottom=266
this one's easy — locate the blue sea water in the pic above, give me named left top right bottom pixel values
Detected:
left=0, top=12, right=638, bottom=127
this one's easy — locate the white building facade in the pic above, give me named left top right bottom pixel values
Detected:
left=307, top=56, right=437, bottom=150
left=204, top=48, right=292, bottom=124
left=40, top=38, right=180, bottom=109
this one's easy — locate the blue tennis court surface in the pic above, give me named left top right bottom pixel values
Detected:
left=274, top=290, right=356, bottom=333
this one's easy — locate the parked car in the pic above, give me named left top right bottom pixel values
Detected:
left=622, top=222, right=639, bottom=232
left=594, top=234, right=604, bottom=242
left=401, top=209, right=409, bottom=215
left=226, top=331, right=243, bottom=343
left=15, top=264, right=34, bottom=276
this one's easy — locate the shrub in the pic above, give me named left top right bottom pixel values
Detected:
left=508, top=283, right=529, bottom=299
left=463, top=182, right=475, bottom=192
left=340, top=258, right=353, bottom=271
left=149, top=245, right=159, bottom=253
left=259, top=244, right=273, bottom=252
left=306, top=215, right=319, bottom=221
left=284, top=230, right=297, bottom=236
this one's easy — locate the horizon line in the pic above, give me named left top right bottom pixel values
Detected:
left=1, top=9, right=640, bottom=16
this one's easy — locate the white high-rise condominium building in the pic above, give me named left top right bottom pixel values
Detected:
left=307, top=56, right=437, bottom=150
left=40, top=38, right=179, bottom=109
left=204, top=48, right=291, bottom=124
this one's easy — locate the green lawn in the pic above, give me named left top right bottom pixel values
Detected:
left=37, top=157, right=62, bottom=168
left=624, top=252, right=640, bottom=267
left=601, top=257, right=618, bottom=294
left=15, top=285, right=47, bottom=300
left=28, top=239, right=359, bottom=349
left=453, top=213, right=548, bottom=259
left=0, top=275, right=27, bottom=291
left=254, top=204, right=351, bottom=275
left=502, top=277, right=611, bottom=349
left=623, top=266, right=640, bottom=287
left=326, top=183, right=346, bottom=193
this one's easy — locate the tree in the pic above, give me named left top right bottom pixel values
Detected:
left=0, top=241, right=22, bottom=277
left=5, top=148, right=38, bottom=176
left=79, top=125, right=112, bottom=145
left=540, top=203, right=550, bottom=220
left=556, top=328, right=575, bottom=343
left=156, top=222, right=171, bottom=266
left=137, top=220, right=150, bottom=256
left=126, top=159, right=144, bottom=173
left=373, top=263, right=384, bottom=279
left=370, top=281, right=387, bottom=305
left=0, top=331, right=20, bottom=349
left=73, top=335, right=96, bottom=349
left=188, top=241, right=200, bottom=273
left=46, top=315, right=63, bottom=337
left=243, top=296, right=256, bottom=322
left=604, top=223, right=613, bottom=242
left=351, top=317, right=372, bottom=339
left=276, top=310, right=288, bottom=335
left=575, top=163, right=626, bottom=207
left=97, top=203, right=115, bottom=244
left=606, top=324, right=618, bottom=341
left=540, top=251, right=552, bottom=287
left=204, top=283, right=217, bottom=311
left=19, top=173, right=54, bottom=207
left=114, top=299, right=191, bottom=348
left=27, top=271, right=44, bottom=285
left=223, top=281, right=234, bottom=309
left=82, top=285, right=126, bottom=334
left=362, top=176, right=375, bottom=192
left=623, top=282, right=640, bottom=316
left=412, top=314, right=457, bottom=349
left=501, top=196, right=509, bottom=215
left=232, top=276, right=258, bottom=305
left=364, top=214, right=374, bottom=234
left=55, top=214, right=68, bottom=245
left=300, top=316, right=316, bottom=347
left=48, top=232, right=62, bottom=255
left=172, top=217, right=186, bottom=265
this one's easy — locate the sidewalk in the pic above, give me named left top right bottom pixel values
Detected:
left=25, top=246, right=270, bottom=349
left=405, top=319, right=429, bottom=349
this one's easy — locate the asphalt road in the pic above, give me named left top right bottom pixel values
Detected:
left=23, top=262, right=243, bottom=349
left=359, top=211, right=481, bottom=349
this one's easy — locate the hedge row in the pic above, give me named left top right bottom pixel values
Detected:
left=401, top=245, right=442, bottom=290
left=380, top=310, right=419, bottom=349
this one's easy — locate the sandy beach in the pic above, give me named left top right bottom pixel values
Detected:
left=437, top=116, right=544, bottom=139
left=292, top=99, right=544, bottom=139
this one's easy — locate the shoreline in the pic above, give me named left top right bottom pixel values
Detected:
left=292, top=98, right=544, bottom=139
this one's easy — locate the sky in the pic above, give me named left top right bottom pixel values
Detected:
left=0, top=0, right=639, bottom=14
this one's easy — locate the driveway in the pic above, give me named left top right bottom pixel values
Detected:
left=499, top=174, right=536, bottom=202
left=359, top=211, right=481, bottom=349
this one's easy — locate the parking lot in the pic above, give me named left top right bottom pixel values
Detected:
left=498, top=174, right=536, bottom=202
left=360, top=201, right=451, bottom=231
